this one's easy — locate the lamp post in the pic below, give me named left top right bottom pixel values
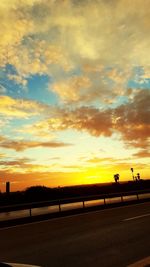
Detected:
left=131, top=168, right=134, bottom=181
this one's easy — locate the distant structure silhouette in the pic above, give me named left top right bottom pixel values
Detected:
left=131, top=168, right=134, bottom=181
left=6, top=181, right=10, bottom=194
left=114, top=174, right=119, bottom=183
left=131, top=168, right=141, bottom=181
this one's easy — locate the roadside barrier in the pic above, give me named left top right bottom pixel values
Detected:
left=0, top=189, right=150, bottom=222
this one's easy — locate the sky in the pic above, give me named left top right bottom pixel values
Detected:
left=0, top=0, right=149, bottom=192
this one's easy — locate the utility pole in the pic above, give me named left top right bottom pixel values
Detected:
left=131, top=168, right=134, bottom=181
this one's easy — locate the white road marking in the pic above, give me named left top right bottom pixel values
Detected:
left=124, top=213, right=150, bottom=221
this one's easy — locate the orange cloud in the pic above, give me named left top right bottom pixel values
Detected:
left=0, top=138, right=72, bottom=151
left=0, top=157, right=31, bottom=167
left=0, top=135, right=6, bottom=142
left=114, top=89, right=150, bottom=149
left=4, top=89, right=148, bottom=152
left=133, top=149, right=150, bottom=158
left=19, top=89, right=148, bottom=152
left=46, top=89, right=149, bottom=149
left=47, top=106, right=113, bottom=137
left=0, top=157, right=55, bottom=174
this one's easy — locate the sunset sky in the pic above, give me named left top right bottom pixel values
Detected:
left=0, top=0, right=149, bottom=192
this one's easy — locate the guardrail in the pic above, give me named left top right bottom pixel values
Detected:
left=0, top=189, right=150, bottom=218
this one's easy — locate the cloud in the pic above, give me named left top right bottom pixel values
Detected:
left=34, top=89, right=149, bottom=149
left=0, top=0, right=150, bottom=90
left=114, top=89, right=150, bottom=149
left=0, top=157, right=31, bottom=167
left=0, top=118, right=9, bottom=129
left=0, top=153, right=5, bottom=158
left=133, top=149, right=150, bottom=158
left=0, top=0, right=71, bottom=79
left=0, top=138, right=72, bottom=151
left=0, top=135, right=7, bottom=142
left=51, top=68, right=132, bottom=104
left=0, top=95, right=49, bottom=118
left=46, top=106, right=113, bottom=137
left=0, top=84, right=7, bottom=94
left=0, top=157, right=55, bottom=174
left=52, top=75, right=91, bottom=102
left=86, top=157, right=120, bottom=164
left=7, top=74, right=27, bottom=86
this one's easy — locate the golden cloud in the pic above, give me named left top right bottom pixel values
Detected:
left=0, top=0, right=149, bottom=87
left=0, top=157, right=31, bottom=167
left=0, top=138, right=72, bottom=151
left=0, top=95, right=48, bottom=118
left=52, top=76, right=91, bottom=102
left=87, top=157, right=120, bottom=164
left=51, top=68, right=133, bottom=104
left=0, top=153, right=5, bottom=158
left=0, top=156, right=54, bottom=174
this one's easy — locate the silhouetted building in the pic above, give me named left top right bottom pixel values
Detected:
left=6, top=182, right=10, bottom=194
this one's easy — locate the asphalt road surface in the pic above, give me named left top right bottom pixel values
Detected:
left=0, top=202, right=150, bottom=267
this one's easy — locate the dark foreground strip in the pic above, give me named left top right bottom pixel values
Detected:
left=0, top=263, right=40, bottom=267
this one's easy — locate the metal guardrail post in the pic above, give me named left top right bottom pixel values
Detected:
left=137, top=193, right=139, bottom=201
left=59, top=202, right=61, bottom=212
left=104, top=198, right=106, bottom=205
left=83, top=201, right=85, bottom=209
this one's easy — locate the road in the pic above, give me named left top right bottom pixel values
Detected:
left=0, top=202, right=150, bottom=267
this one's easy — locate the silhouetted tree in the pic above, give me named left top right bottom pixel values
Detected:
left=114, top=174, right=119, bottom=183
left=137, top=173, right=140, bottom=180
left=25, top=186, right=52, bottom=201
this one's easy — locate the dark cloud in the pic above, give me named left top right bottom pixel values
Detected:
left=114, top=89, right=150, bottom=149
left=48, top=89, right=149, bottom=149
left=53, top=106, right=113, bottom=137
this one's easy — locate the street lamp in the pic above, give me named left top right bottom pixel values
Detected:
left=131, top=168, right=134, bottom=181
